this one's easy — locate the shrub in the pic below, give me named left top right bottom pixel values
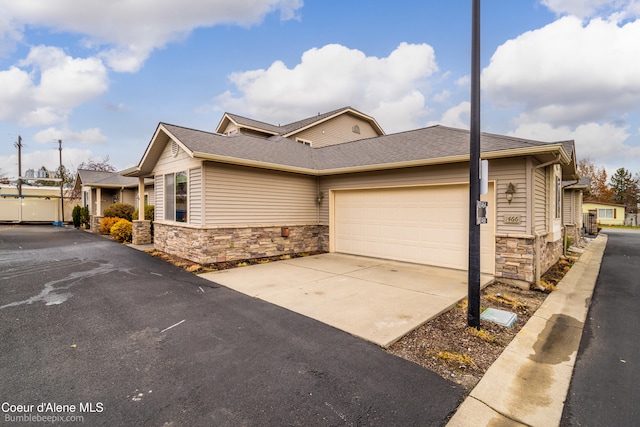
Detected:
left=132, top=204, right=154, bottom=221
left=110, top=219, right=133, bottom=243
left=80, top=206, right=90, bottom=228
left=72, top=205, right=82, bottom=228
left=103, top=202, right=135, bottom=221
left=100, top=217, right=121, bottom=235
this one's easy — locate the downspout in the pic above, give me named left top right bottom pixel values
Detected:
left=531, top=154, right=562, bottom=289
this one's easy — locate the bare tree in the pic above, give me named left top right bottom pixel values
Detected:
left=77, top=156, right=117, bottom=172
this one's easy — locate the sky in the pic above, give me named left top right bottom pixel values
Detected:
left=1, top=0, right=640, bottom=180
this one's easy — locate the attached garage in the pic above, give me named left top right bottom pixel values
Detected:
left=332, top=183, right=495, bottom=274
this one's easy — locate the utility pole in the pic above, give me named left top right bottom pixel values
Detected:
left=16, top=135, right=23, bottom=198
left=468, top=0, right=481, bottom=328
left=59, top=139, right=64, bottom=223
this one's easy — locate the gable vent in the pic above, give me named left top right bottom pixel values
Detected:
left=171, top=141, right=179, bottom=157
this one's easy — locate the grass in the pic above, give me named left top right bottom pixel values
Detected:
left=468, top=327, right=498, bottom=344
left=437, top=351, right=478, bottom=369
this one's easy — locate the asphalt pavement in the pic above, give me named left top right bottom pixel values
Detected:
left=0, top=225, right=464, bottom=426
left=561, top=229, right=640, bottom=427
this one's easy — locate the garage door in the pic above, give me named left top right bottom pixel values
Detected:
left=333, top=184, right=494, bottom=273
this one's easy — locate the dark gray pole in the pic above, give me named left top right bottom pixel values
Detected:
left=59, top=139, right=64, bottom=222
left=17, top=135, right=23, bottom=198
left=468, top=0, right=481, bottom=328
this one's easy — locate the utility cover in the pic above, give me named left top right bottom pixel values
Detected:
left=480, top=308, right=517, bottom=328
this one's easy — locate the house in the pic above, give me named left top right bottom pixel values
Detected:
left=563, top=177, right=590, bottom=243
left=583, top=201, right=626, bottom=226
left=123, top=107, right=582, bottom=288
left=73, top=169, right=154, bottom=230
left=0, top=183, right=77, bottom=223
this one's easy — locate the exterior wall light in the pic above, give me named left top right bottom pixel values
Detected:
left=505, top=183, right=516, bottom=204
left=316, top=192, right=324, bottom=204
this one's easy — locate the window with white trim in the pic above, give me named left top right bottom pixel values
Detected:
left=555, top=176, right=562, bottom=218
left=164, top=171, right=188, bottom=222
left=597, top=208, right=615, bottom=219
left=296, top=138, right=312, bottom=147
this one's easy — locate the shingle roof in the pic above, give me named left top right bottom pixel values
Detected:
left=161, top=123, right=574, bottom=175
left=77, top=169, right=148, bottom=187
left=224, top=113, right=282, bottom=134
left=221, top=106, right=383, bottom=137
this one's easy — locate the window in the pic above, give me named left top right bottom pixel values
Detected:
left=598, top=208, right=615, bottom=219
left=296, top=138, right=312, bottom=147
left=555, top=176, right=562, bottom=218
left=164, top=171, right=187, bottom=222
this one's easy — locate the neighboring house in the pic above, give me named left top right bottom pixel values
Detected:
left=0, top=184, right=78, bottom=223
left=563, top=177, right=590, bottom=243
left=123, top=107, right=581, bottom=288
left=583, top=201, right=626, bottom=226
left=73, top=169, right=154, bottom=229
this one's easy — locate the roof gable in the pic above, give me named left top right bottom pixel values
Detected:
left=214, top=106, right=384, bottom=140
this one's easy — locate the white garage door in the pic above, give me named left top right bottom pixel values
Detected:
left=333, top=184, right=494, bottom=273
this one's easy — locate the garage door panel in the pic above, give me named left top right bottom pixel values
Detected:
left=334, top=185, right=495, bottom=273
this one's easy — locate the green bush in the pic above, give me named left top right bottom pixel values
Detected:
left=132, top=204, right=154, bottom=221
left=110, top=219, right=133, bottom=243
left=103, top=202, right=135, bottom=221
left=80, top=206, right=90, bottom=228
left=100, top=217, right=121, bottom=235
left=72, top=205, right=82, bottom=228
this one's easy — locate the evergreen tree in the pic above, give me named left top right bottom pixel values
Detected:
left=609, top=167, right=639, bottom=213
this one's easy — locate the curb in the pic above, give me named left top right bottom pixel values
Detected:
left=446, top=234, right=608, bottom=427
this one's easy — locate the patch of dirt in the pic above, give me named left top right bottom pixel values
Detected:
left=387, top=255, right=578, bottom=391
left=147, top=242, right=588, bottom=392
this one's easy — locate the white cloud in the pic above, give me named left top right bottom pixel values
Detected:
left=0, top=0, right=304, bottom=72
left=0, top=45, right=108, bottom=127
left=215, top=42, right=439, bottom=133
left=33, top=127, right=108, bottom=145
left=510, top=120, right=640, bottom=172
left=0, top=147, right=94, bottom=178
left=541, top=0, right=640, bottom=20
left=431, top=102, right=470, bottom=129
left=483, top=16, right=640, bottom=127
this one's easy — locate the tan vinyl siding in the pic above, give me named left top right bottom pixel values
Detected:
left=154, top=137, right=200, bottom=175
left=154, top=175, right=164, bottom=221
left=189, top=166, right=203, bottom=225
left=319, top=160, right=527, bottom=231
left=492, top=158, right=528, bottom=235
left=563, top=189, right=579, bottom=225
left=203, top=162, right=317, bottom=226
left=534, top=167, right=547, bottom=233
left=293, top=114, right=380, bottom=147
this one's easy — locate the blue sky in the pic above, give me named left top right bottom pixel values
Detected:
left=1, top=0, right=640, bottom=179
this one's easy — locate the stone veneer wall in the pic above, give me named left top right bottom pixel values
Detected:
left=540, top=236, right=563, bottom=275
left=132, top=220, right=152, bottom=245
left=91, top=215, right=103, bottom=233
left=495, top=236, right=535, bottom=284
left=154, top=223, right=329, bottom=264
left=495, top=234, right=564, bottom=287
left=564, top=224, right=579, bottom=246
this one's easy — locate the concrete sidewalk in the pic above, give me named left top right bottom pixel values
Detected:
left=200, top=253, right=493, bottom=348
left=447, top=234, right=607, bottom=427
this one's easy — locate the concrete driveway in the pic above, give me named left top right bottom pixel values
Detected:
left=201, top=253, right=494, bottom=347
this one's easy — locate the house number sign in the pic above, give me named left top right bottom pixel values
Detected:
left=503, top=215, right=521, bottom=225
